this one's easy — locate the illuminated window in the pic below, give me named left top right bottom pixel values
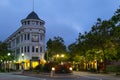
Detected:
left=36, top=46, right=38, bottom=52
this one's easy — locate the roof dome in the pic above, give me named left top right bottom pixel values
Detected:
left=26, top=11, right=40, bottom=20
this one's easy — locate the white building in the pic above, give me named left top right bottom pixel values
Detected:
left=5, top=11, right=46, bottom=70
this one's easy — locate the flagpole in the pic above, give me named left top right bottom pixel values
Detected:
left=33, top=0, right=34, bottom=11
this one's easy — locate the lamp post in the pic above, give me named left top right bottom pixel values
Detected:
left=56, top=54, right=65, bottom=64
left=22, top=53, right=24, bottom=60
left=61, top=54, right=64, bottom=65
left=21, top=53, right=24, bottom=73
left=7, top=53, right=11, bottom=72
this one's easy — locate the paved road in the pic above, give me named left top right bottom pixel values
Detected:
left=0, top=72, right=120, bottom=80
left=0, top=73, right=46, bottom=80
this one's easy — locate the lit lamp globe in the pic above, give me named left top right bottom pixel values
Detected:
left=22, top=53, right=24, bottom=57
left=8, top=53, right=11, bottom=56
left=61, top=54, right=64, bottom=57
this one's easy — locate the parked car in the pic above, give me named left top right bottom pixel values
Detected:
left=54, top=63, right=73, bottom=73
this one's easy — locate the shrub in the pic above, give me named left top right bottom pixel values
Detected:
left=34, top=64, right=44, bottom=72
left=106, top=65, right=120, bottom=72
left=43, top=61, right=58, bottom=72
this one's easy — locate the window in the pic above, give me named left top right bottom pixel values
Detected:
left=24, top=34, right=26, bottom=40
left=32, top=46, right=34, bottom=52
left=24, top=46, right=26, bottom=53
left=40, top=47, right=42, bottom=52
left=36, top=21, right=38, bottom=25
left=32, top=35, right=39, bottom=42
left=25, top=22, right=26, bottom=25
left=27, top=34, right=30, bottom=40
left=21, top=35, right=23, bottom=42
left=36, top=46, right=38, bottom=52
left=16, top=48, right=20, bottom=54
left=27, top=46, right=29, bottom=52
left=40, top=22, right=42, bottom=25
left=32, top=57, right=38, bottom=60
left=40, top=35, right=42, bottom=40
left=21, top=47, right=23, bottom=53
left=16, top=37, right=20, bottom=45
left=28, top=21, right=30, bottom=25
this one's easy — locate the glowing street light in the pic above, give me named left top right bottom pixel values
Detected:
left=7, top=53, right=11, bottom=72
left=56, top=54, right=59, bottom=57
left=61, top=54, right=64, bottom=58
left=22, top=53, right=24, bottom=57
left=8, top=53, right=11, bottom=56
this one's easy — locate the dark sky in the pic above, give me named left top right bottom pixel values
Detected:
left=0, top=0, right=119, bottom=46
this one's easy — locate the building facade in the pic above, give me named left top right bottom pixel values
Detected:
left=5, top=11, right=46, bottom=70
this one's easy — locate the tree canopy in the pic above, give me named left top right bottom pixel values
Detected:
left=0, top=42, right=14, bottom=61
left=68, top=7, right=120, bottom=71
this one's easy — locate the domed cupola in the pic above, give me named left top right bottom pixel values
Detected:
left=26, top=11, right=40, bottom=20
left=21, top=11, right=45, bottom=27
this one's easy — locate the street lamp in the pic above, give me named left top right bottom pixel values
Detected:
left=61, top=54, right=65, bottom=65
left=22, top=53, right=24, bottom=59
left=7, top=53, right=11, bottom=72
left=8, top=53, right=11, bottom=56
left=61, top=54, right=64, bottom=58
left=21, top=53, right=24, bottom=73
left=56, top=54, right=59, bottom=57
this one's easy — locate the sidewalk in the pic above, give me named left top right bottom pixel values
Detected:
left=73, top=71, right=120, bottom=80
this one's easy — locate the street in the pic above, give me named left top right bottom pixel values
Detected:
left=0, top=72, right=120, bottom=80
left=0, top=73, right=46, bottom=80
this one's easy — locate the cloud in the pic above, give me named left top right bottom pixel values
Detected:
left=54, top=16, right=83, bottom=34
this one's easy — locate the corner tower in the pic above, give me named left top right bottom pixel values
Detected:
left=5, top=11, right=46, bottom=70
left=21, top=11, right=46, bottom=69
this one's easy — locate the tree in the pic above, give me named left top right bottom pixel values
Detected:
left=46, top=36, right=67, bottom=61
left=111, top=7, right=120, bottom=61
left=0, top=42, right=14, bottom=61
left=0, top=42, right=14, bottom=71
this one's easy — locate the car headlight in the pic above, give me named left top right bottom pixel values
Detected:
left=52, top=67, right=55, bottom=71
left=69, top=67, right=72, bottom=71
